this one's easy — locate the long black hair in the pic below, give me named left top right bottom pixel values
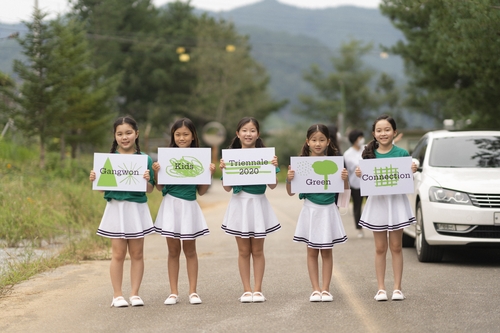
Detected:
left=362, top=114, right=397, bottom=159
left=169, top=118, right=200, bottom=148
left=110, top=116, right=141, bottom=153
left=300, top=124, right=340, bottom=156
left=228, top=117, right=265, bottom=149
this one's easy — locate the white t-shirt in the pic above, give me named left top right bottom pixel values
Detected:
left=343, top=146, right=363, bottom=189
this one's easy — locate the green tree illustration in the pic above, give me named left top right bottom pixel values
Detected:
left=97, top=158, right=117, bottom=187
left=312, top=160, right=338, bottom=190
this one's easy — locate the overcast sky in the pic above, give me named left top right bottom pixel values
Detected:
left=0, top=0, right=381, bottom=24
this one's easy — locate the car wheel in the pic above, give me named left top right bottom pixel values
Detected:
left=402, top=230, right=414, bottom=248
left=415, top=201, right=444, bottom=262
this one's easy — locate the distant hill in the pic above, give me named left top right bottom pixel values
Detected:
left=237, top=25, right=334, bottom=113
left=204, top=0, right=405, bottom=80
left=195, top=0, right=427, bottom=127
left=0, top=23, right=27, bottom=76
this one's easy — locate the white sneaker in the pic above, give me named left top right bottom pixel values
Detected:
left=164, top=294, right=179, bottom=305
left=374, top=290, right=388, bottom=301
left=357, top=230, right=364, bottom=238
left=129, top=296, right=144, bottom=307
left=321, top=291, right=333, bottom=302
left=252, top=292, right=266, bottom=303
left=392, top=290, right=406, bottom=301
left=110, top=296, right=129, bottom=307
left=309, top=291, right=322, bottom=302
left=239, top=292, right=253, bottom=303
left=189, top=293, right=202, bottom=305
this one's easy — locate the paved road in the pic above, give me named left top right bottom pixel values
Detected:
left=1, top=180, right=500, bottom=332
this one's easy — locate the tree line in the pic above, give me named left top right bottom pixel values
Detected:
left=1, top=0, right=499, bottom=168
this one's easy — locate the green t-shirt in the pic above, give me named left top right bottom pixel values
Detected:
left=299, top=193, right=337, bottom=205
left=375, top=145, right=409, bottom=158
left=161, top=184, right=197, bottom=201
left=103, top=153, right=155, bottom=203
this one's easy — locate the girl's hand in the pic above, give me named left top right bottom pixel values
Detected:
left=219, top=159, right=226, bottom=170
left=209, top=163, right=215, bottom=175
left=341, top=168, right=348, bottom=181
left=287, top=165, right=295, bottom=182
left=355, top=166, right=362, bottom=178
left=271, top=156, right=278, bottom=167
left=89, top=170, right=96, bottom=182
left=411, top=161, right=417, bottom=173
left=144, top=170, right=151, bottom=181
left=152, top=162, right=161, bottom=172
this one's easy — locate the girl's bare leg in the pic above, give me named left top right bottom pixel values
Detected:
left=110, top=239, right=127, bottom=297
left=307, top=247, right=321, bottom=292
left=320, top=249, right=333, bottom=292
left=128, top=238, right=145, bottom=296
left=183, top=240, right=199, bottom=294
left=235, top=237, right=252, bottom=292
left=373, top=231, right=389, bottom=291
left=250, top=238, right=265, bottom=292
left=389, top=229, right=404, bottom=291
left=167, top=238, right=182, bottom=295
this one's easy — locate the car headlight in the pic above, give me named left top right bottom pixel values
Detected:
left=428, top=187, right=472, bottom=205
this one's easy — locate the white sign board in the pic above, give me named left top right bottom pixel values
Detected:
left=290, top=156, right=345, bottom=193
left=92, top=153, right=148, bottom=192
left=222, top=148, right=276, bottom=186
left=156, top=148, right=212, bottom=185
left=359, top=157, right=414, bottom=196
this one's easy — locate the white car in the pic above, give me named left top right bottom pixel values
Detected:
left=404, top=130, right=500, bottom=262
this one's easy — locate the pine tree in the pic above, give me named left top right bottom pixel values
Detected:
left=12, top=8, right=54, bottom=168
left=48, top=17, right=120, bottom=160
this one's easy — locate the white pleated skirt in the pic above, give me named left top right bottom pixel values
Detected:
left=221, top=191, right=281, bottom=238
left=97, top=200, right=155, bottom=239
left=293, top=199, right=348, bottom=249
left=154, top=194, right=210, bottom=239
left=359, top=194, right=416, bottom=231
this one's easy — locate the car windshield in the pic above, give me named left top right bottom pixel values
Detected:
left=429, top=136, right=500, bottom=167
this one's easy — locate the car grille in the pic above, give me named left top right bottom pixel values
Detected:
left=469, top=193, right=500, bottom=208
left=437, top=226, right=500, bottom=238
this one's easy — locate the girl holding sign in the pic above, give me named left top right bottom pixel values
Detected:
left=219, top=117, right=281, bottom=303
left=355, top=115, right=417, bottom=302
left=152, top=118, right=215, bottom=305
left=286, top=124, right=349, bottom=302
left=89, top=116, right=155, bottom=308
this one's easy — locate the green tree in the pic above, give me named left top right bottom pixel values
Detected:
left=125, top=1, right=198, bottom=128
left=180, top=14, right=287, bottom=135
left=0, top=71, right=15, bottom=125
left=298, top=39, right=378, bottom=129
left=70, top=0, right=159, bottom=122
left=380, top=0, right=500, bottom=129
left=11, top=8, right=54, bottom=168
left=48, top=17, right=120, bottom=160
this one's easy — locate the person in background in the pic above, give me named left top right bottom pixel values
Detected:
left=343, top=129, right=365, bottom=238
